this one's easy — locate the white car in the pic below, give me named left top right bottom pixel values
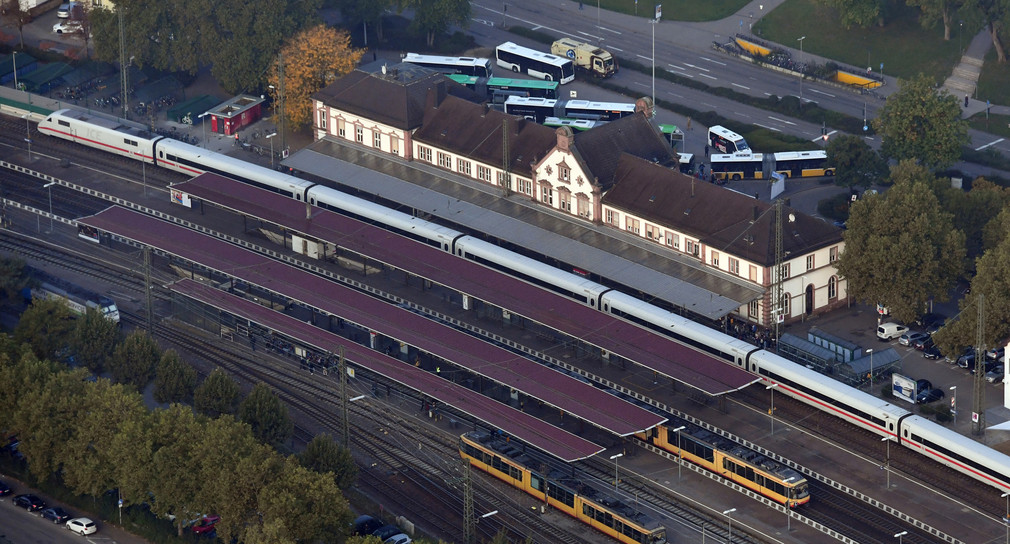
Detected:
left=52, top=20, right=83, bottom=34
left=66, top=517, right=98, bottom=535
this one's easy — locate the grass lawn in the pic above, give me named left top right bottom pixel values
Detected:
left=754, top=0, right=962, bottom=82
left=968, top=111, right=1010, bottom=139
left=592, top=0, right=749, bottom=21
left=974, top=48, right=1010, bottom=108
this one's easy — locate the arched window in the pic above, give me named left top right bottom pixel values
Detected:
left=828, top=276, right=837, bottom=300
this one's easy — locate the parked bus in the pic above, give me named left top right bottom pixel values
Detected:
left=773, top=150, right=834, bottom=177
left=403, top=53, right=493, bottom=78
left=708, top=125, right=750, bottom=154
left=447, top=75, right=559, bottom=102
left=495, top=42, right=575, bottom=84
left=710, top=152, right=766, bottom=181
left=504, top=96, right=635, bottom=123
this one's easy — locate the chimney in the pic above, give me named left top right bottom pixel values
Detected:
left=514, top=117, right=524, bottom=136
left=556, top=126, right=574, bottom=151
left=635, top=96, right=654, bottom=118
left=434, top=80, right=447, bottom=107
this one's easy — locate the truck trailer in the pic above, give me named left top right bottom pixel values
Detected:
left=22, top=268, right=119, bottom=323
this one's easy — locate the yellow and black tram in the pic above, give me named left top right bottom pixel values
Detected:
left=459, top=432, right=667, bottom=544
left=710, top=150, right=834, bottom=181
left=637, top=422, right=810, bottom=507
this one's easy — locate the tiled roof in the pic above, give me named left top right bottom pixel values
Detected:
left=412, top=95, right=557, bottom=177
left=573, top=112, right=677, bottom=191
left=313, top=63, right=475, bottom=131
left=603, top=155, right=843, bottom=265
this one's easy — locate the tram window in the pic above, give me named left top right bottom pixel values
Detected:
left=531, top=473, right=544, bottom=491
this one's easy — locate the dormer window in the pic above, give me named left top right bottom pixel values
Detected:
left=559, top=165, right=570, bottom=183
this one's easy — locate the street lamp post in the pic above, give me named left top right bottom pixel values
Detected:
left=894, top=531, right=908, bottom=543
left=950, top=386, right=957, bottom=425
left=881, top=436, right=891, bottom=489
left=22, top=114, right=32, bottom=161
left=797, top=36, right=806, bottom=101
left=266, top=132, right=277, bottom=169
left=766, top=383, right=778, bottom=435
left=198, top=111, right=210, bottom=150
left=960, top=21, right=964, bottom=54
left=722, top=508, right=736, bottom=543
left=866, top=348, right=874, bottom=393
left=783, top=476, right=795, bottom=530
left=1002, top=492, right=1009, bottom=544
left=610, top=452, right=624, bottom=492
left=43, top=181, right=55, bottom=233
left=671, top=425, right=686, bottom=480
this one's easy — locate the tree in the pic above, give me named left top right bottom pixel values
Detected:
left=339, top=0, right=393, bottom=42
left=238, top=382, right=293, bottom=447
left=401, top=0, right=471, bottom=47
left=298, top=433, right=357, bottom=489
left=873, top=74, right=968, bottom=170
left=194, top=367, right=241, bottom=417
left=255, top=456, right=352, bottom=543
left=836, top=160, right=966, bottom=322
left=109, top=329, right=160, bottom=390
left=269, top=25, right=365, bottom=131
left=0, top=257, right=28, bottom=300
left=819, top=0, right=885, bottom=27
left=963, top=0, right=1010, bottom=62
left=71, top=307, right=120, bottom=373
left=906, top=0, right=965, bottom=40
left=13, top=297, right=74, bottom=361
left=1, top=0, right=33, bottom=50
left=146, top=405, right=206, bottom=536
left=933, top=177, right=1010, bottom=258
left=825, top=134, right=888, bottom=190
left=153, top=349, right=197, bottom=404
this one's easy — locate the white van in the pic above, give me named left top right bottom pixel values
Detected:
left=877, top=322, right=908, bottom=341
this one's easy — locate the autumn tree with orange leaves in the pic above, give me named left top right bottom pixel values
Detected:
left=268, top=25, right=364, bottom=132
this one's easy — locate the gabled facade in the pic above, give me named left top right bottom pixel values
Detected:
left=601, top=156, right=847, bottom=325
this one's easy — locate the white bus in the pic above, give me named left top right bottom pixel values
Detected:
left=708, top=125, right=750, bottom=154
left=495, top=42, right=575, bottom=84
left=402, top=53, right=493, bottom=78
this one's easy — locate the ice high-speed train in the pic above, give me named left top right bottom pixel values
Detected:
left=38, top=108, right=1010, bottom=494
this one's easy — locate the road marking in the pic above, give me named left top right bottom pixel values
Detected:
left=683, top=62, right=710, bottom=72
left=702, top=103, right=718, bottom=109
left=667, top=92, right=684, bottom=98
left=764, top=92, right=772, bottom=96
left=668, top=63, right=686, bottom=71
left=810, top=88, right=836, bottom=98
left=755, top=123, right=781, bottom=132
left=609, top=46, right=623, bottom=52
left=531, top=25, right=542, bottom=31
left=601, top=26, right=621, bottom=34
left=637, top=54, right=653, bottom=61
left=634, top=82, right=649, bottom=88
left=767, top=116, right=796, bottom=125
left=810, top=130, right=838, bottom=142
left=700, top=56, right=727, bottom=66
left=577, top=30, right=593, bottom=37
left=666, top=69, right=694, bottom=78
left=975, top=138, right=1004, bottom=151
left=732, top=83, right=751, bottom=90
left=699, top=73, right=717, bottom=80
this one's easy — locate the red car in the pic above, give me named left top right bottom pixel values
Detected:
left=191, top=515, right=220, bottom=534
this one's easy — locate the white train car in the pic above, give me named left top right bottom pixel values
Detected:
left=37, top=108, right=161, bottom=161
left=901, top=415, right=1010, bottom=492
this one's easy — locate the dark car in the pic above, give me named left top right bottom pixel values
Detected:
left=41, top=507, right=72, bottom=524
left=353, top=515, right=384, bottom=536
left=958, top=350, right=977, bottom=369
left=916, top=312, right=948, bottom=329
left=12, top=494, right=46, bottom=511
left=916, top=388, right=945, bottom=404
left=973, top=359, right=1001, bottom=375
left=0, top=480, right=11, bottom=497
left=915, top=379, right=932, bottom=395
left=372, top=525, right=407, bottom=541
left=923, top=344, right=943, bottom=360
left=913, top=336, right=934, bottom=351
left=987, top=346, right=1006, bottom=362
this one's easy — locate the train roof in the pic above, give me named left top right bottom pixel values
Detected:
left=49, top=108, right=157, bottom=141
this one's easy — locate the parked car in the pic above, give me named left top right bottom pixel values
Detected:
left=916, top=388, right=945, bottom=404
left=66, top=517, right=98, bottom=535
left=385, top=535, right=413, bottom=544
left=353, top=515, right=384, bottom=536
left=916, top=312, right=947, bottom=330
left=987, top=365, right=1005, bottom=384
left=958, top=349, right=977, bottom=369
left=923, top=344, right=943, bottom=360
left=973, top=359, right=1001, bottom=375
left=191, top=515, right=220, bottom=534
left=877, top=322, right=909, bottom=341
left=913, top=336, right=934, bottom=351
left=372, top=525, right=407, bottom=542
left=899, top=331, right=929, bottom=347
left=41, top=507, right=72, bottom=524
left=57, top=2, right=73, bottom=17
left=986, top=346, right=1006, bottom=362
left=13, top=494, right=46, bottom=511
left=0, top=480, right=11, bottom=497
left=52, top=20, right=83, bottom=34
left=915, top=379, right=932, bottom=395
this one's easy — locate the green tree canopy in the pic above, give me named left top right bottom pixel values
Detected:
left=906, top=0, right=966, bottom=39
left=13, top=297, right=74, bottom=361
left=298, top=433, right=358, bottom=489
left=0, top=257, right=28, bottom=300
left=194, top=367, right=241, bottom=417
left=836, top=160, right=967, bottom=322
left=401, top=0, right=471, bottom=46
left=71, top=307, right=120, bottom=373
left=109, top=329, right=160, bottom=390
left=873, top=74, right=968, bottom=170
left=238, top=382, right=293, bottom=448
left=826, top=134, right=888, bottom=190
left=819, top=0, right=885, bottom=27
left=153, top=349, right=197, bottom=404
